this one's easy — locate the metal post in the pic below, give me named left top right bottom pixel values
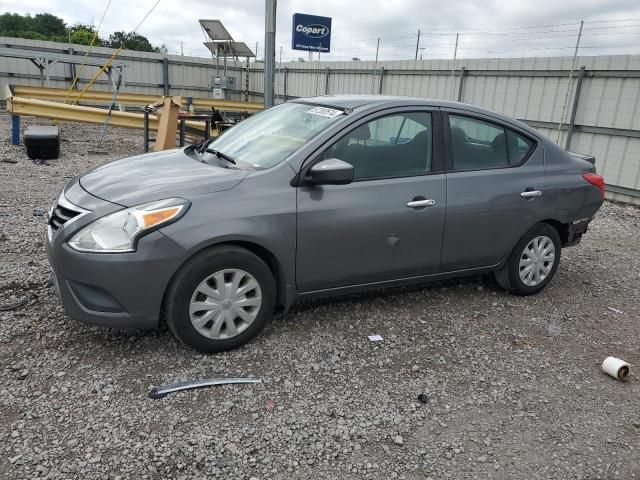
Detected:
left=283, top=67, right=288, bottom=99
left=11, top=115, right=20, bottom=146
left=264, top=0, right=277, bottom=108
left=204, top=120, right=210, bottom=140
left=449, top=33, right=459, bottom=100
left=325, top=67, right=330, bottom=95
left=98, top=72, right=123, bottom=145
left=216, top=45, right=220, bottom=78
left=68, top=47, right=77, bottom=88
left=179, top=119, right=185, bottom=147
left=457, top=66, right=466, bottom=102
left=143, top=110, right=150, bottom=153
left=557, top=20, right=584, bottom=143
left=117, top=66, right=126, bottom=95
left=245, top=58, right=250, bottom=102
left=565, top=66, right=586, bottom=151
left=372, top=38, right=380, bottom=94
left=277, top=45, right=283, bottom=102
left=106, top=68, right=115, bottom=94
left=162, top=57, right=170, bottom=95
left=414, top=29, right=421, bottom=61
left=378, top=67, right=385, bottom=94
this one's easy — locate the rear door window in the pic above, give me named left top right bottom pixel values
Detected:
left=448, top=115, right=508, bottom=170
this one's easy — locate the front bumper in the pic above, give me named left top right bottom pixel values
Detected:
left=46, top=188, right=187, bottom=329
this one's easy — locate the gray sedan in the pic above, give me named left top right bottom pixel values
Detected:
left=46, top=96, right=604, bottom=352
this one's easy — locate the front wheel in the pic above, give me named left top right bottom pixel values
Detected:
left=495, top=223, right=561, bottom=296
left=165, top=246, right=276, bottom=353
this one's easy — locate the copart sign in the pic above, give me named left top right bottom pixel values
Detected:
left=291, top=13, right=332, bottom=52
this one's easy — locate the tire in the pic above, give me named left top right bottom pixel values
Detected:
left=165, top=246, right=276, bottom=353
left=495, top=223, right=561, bottom=296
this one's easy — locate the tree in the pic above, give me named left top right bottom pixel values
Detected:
left=105, top=31, right=155, bottom=52
left=32, top=13, right=65, bottom=37
left=0, top=12, right=166, bottom=53
left=0, top=13, right=30, bottom=37
left=154, top=43, right=168, bottom=54
left=68, top=23, right=102, bottom=46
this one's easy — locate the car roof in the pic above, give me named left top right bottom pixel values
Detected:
left=292, top=95, right=540, bottom=138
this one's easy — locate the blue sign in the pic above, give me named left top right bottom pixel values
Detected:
left=292, top=13, right=332, bottom=53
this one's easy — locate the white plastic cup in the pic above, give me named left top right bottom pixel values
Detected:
left=601, top=356, right=631, bottom=381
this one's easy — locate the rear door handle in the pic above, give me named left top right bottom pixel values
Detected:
left=520, top=190, right=542, bottom=199
left=407, top=199, right=436, bottom=208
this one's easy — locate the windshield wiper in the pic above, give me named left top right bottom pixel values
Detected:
left=205, top=148, right=237, bottom=165
left=197, top=138, right=215, bottom=154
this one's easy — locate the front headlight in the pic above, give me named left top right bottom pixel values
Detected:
left=68, top=198, right=189, bottom=253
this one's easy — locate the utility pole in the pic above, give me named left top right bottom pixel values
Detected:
left=276, top=45, right=283, bottom=102
left=264, top=0, right=276, bottom=108
left=255, top=41, right=259, bottom=62
left=315, top=48, right=321, bottom=96
left=414, top=29, right=421, bottom=60
left=449, top=33, right=459, bottom=100
left=372, top=37, right=380, bottom=94
left=180, top=41, right=185, bottom=96
left=557, top=20, right=584, bottom=143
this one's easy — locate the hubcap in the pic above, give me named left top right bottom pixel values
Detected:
left=519, top=235, right=556, bottom=287
left=189, top=269, right=262, bottom=340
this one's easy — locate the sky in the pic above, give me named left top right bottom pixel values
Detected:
left=2, top=0, right=640, bottom=61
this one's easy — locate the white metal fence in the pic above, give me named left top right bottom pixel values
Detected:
left=1, top=37, right=639, bottom=203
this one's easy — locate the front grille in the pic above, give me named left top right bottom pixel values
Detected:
left=48, top=194, right=87, bottom=234
left=50, top=203, right=80, bottom=232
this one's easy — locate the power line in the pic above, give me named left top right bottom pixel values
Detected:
left=331, top=18, right=640, bottom=48
left=132, top=0, right=162, bottom=33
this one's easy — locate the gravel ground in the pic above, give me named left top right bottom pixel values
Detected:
left=1, top=114, right=639, bottom=480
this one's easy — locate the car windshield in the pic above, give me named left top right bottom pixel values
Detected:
left=199, top=103, right=346, bottom=170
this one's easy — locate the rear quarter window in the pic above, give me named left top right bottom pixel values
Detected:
left=506, top=129, right=535, bottom=165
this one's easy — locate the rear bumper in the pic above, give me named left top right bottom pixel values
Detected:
left=564, top=216, right=593, bottom=247
left=48, top=228, right=186, bottom=330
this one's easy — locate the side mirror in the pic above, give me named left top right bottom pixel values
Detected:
left=307, top=158, right=354, bottom=185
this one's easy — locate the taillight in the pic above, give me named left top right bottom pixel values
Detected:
left=582, top=173, right=605, bottom=199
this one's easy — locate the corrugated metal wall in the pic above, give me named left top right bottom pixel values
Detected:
left=1, top=37, right=639, bottom=203
left=254, top=56, right=640, bottom=204
left=0, top=37, right=245, bottom=100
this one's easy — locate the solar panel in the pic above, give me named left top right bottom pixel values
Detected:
left=227, top=42, right=255, bottom=58
left=204, top=42, right=255, bottom=58
left=199, top=19, right=233, bottom=41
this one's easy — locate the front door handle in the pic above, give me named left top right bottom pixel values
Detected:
left=520, top=190, right=542, bottom=199
left=407, top=199, right=436, bottom=208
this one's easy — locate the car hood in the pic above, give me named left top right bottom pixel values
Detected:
left=79, top=148, right=249, bottom=206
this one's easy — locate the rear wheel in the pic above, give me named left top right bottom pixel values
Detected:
left=165, top=246, right=276, bottom=353
left=495, top=223, right=561, bottom=295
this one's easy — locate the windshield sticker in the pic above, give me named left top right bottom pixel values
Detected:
left=307, top=106, right=344, bottom=118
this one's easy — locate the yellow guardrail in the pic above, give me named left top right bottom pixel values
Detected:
left=12, top=85, right=263, bottom=113
left=14, top=85, right=159, bottom=105
left=5, top=86, right=210, bottom=134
